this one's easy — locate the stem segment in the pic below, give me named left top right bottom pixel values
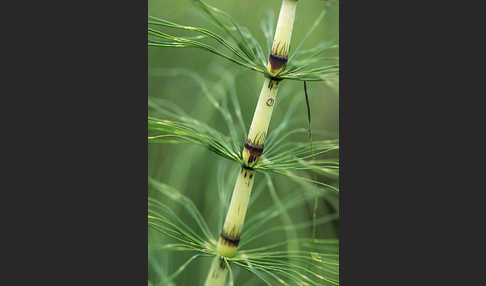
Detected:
left=216, top=77, right=280, bottom=258
left=216, top=0, right=297, bottom=259
left=216, top=166, right=255, bottom=257
left=243, top=78, right=280, bottom=167
left=268, top=0, right=298, bottom=75
left=211, top=0, right=298, bottom=283
left=204, top=257, right=228, bottom=286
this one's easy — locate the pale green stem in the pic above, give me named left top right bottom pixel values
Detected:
left=212, top=1, right=298, bottom=285
left=204, top=256, right=228, bottom=286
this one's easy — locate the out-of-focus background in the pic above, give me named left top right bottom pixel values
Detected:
left=148, top=0, right=339, bottom=284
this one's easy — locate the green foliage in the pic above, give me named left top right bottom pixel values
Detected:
left=148, top=0, right=339, bottom=285
left=148, top=71, right=338, bottom=190
left=149, top=176, right=338, bottom=285
left=148, top=68, right=339, bottom=284
left=148, top=0, right=338, bottom=82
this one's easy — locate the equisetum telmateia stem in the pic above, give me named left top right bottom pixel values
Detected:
left=216, top=0, right=298, bottom=258
left=205, top=257, right=228, bottom=286
left=207, top=1, right=298, bottom=285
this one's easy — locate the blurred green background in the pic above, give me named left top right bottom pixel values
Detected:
left=148, top=0, right=339, bottom=285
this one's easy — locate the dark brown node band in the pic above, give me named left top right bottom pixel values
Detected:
left=220, top=231, right=240, bottom=247
left=244, top=141, right=264, bottom=154
left=241, top=164, right=254, bottom=171
left=244, top=140, right=264, bottom=164
left=269, top=53, right=288, bottom=71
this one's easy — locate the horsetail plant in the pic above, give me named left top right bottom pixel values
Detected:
left=148, top=76, right=339, bottom=284
left=217, top=0, right=298, bottom=259
left=148, top=0, right=339, bottom=285
left=206, top=2, right=300, bottom=284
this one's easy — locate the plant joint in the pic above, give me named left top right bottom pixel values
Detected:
left=241, top=164, right=254, bottom=171
left=244, top=140, right=264, bottom=165
left=220, top=231, right=240, bottom=247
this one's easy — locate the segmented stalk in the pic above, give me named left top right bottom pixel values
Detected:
left=215, top=0, right=298, bottom=259
left=204, top=257, right=228, bottom=286
left=268, top=0, right=298, bottom=75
